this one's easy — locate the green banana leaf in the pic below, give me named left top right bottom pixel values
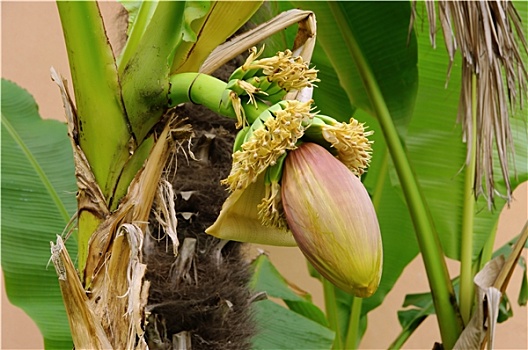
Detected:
left=251, top=255, right=335, bottom=349
left=251, top=254, right=329, bottom=327
left=293, top=1, right=419, bottom=134
left=252, top=299, right=335, bottom=350
left=1, top=79, right=77, bottom=349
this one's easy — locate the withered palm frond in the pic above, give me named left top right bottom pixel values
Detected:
left=413, top=1, right=528, bottom=208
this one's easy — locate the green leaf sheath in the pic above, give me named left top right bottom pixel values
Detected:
left=117, top=1, right=159, bottom=74
left=110, top=135, right=155, bottom=211
left=57, top=1, right=131, bottom=202
left=1, top=79, right=77, bottom=349
left=120, top=1, right=186, bottom=143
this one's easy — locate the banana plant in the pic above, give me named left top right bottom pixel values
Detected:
left=2, top=1, right=527, bottom=350
left=4, top=2, right=343, bottom=349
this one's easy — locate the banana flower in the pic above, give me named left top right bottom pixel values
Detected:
left=206, top=48, right=382, bottom=297
left=281, top=142, right=382, bottom=297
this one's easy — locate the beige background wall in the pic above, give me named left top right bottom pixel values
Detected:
left=2, top=2, right=527, bottom=349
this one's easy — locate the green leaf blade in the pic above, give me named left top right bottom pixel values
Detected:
left=252, top=299, right=334, bottom=350
left=251, top=255, right=334, bottom=349
left=1, top=79, right=77, bottom=349
left=293, top=1, right=418, bottom=133
left=251, top=254, right=328, bottom=326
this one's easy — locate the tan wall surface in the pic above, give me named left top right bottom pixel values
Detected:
left=2, top=2, right=527, bottom=349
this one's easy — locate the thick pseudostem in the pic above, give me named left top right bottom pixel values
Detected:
left=143, top=100, right=256, bottom=349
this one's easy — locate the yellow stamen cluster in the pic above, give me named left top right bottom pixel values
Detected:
left=257, top=181, right=288, bottom=229
left=222, top=100, right=314, bottom=192
left=243, top=47, right=319, bottom=92
left=321, top=118, right=373, bottom=176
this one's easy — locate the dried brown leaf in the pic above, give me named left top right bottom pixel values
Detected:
left=417, top=1, right=528, bottom=208
left=50, top=237, right=113, bottom=350
left=453, top=256, right=503, bottom=350
left=200, top=9, right=315, bottom=75
left=454, top=223, right=528, bottom=350
left=49, top=102, right=193, bottom=348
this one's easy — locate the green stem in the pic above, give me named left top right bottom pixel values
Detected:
left=169, top=72, right=266, bottom=123
left=388, top=316, right=428, bottom=350
left=326, top=3, right=463, bottom=348
left=344, top=297, right=363, bottom=349
left=459, top=74, right=478, bottom=325
left=479, top=220, right=499, bottom=270
left=323, top=278, right=342, bottom=350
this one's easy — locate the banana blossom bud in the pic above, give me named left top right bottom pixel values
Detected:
left=281, top=142, right=382, bottom=297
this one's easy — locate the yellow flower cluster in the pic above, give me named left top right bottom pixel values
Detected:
left=222, top=100, right=314, bottom=192
left=243, top=47, right=319, bottom=92
left=321, top=118, right=373, bottom=176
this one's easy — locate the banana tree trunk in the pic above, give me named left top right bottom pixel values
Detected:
left=143, top=102, right=256, bottom=350
left=51, top=60, right=256, bottom=349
